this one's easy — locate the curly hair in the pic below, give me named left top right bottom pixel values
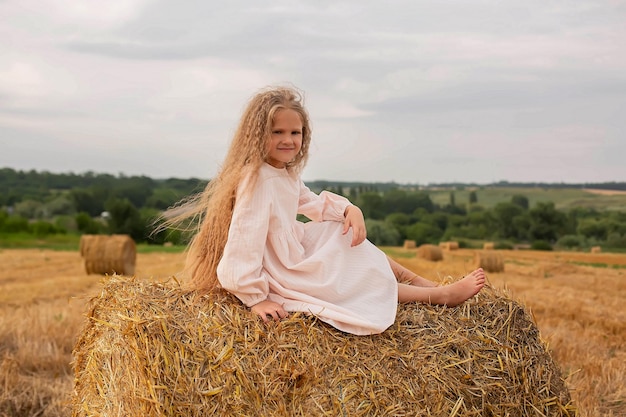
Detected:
left=163, top=86, right=312, bottom=291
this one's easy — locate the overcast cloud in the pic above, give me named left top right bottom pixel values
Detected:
left=1, top=0, right=625, bottom=184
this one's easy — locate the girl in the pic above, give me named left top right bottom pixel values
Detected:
left=169, top=86, right=485, bottom=335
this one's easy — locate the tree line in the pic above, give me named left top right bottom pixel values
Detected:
left=356, top=189, right=626, bottom=250
left=1, top=167, right=625, bottom=250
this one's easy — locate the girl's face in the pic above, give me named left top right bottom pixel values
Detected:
left=266, top=108, right=303, bottom=169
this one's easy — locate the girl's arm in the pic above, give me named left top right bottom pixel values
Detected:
left=216, top=177, right=272, bottom=307
left=343, top=205, right=367, bottom=247
left=298, top=181, right=367, bottom=246
left=297, top=181, right=351, bottom=222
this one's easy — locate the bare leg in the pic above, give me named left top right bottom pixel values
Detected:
left=387, top=256, right=437, bottom=287
left=397, top=268, right=486, bottom=307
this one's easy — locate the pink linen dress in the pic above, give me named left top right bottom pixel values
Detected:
left=217, top=163, right=398, bottom=335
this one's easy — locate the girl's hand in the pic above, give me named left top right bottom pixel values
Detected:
left=251, top=299, right=288, bottom=323
left=343, top=205, right=367, bottom=247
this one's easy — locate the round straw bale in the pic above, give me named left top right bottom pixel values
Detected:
left=81, top=234, right=136, bottom=276
left=475, top=251, right=505, bottom=273
left=483, top=242, right=495, bottom=250
left=79, top=234, right=99, bottom=257
left=416, top=244, right=443, bottom=261
left=590, top=246, right=601, bottom=253
left=72, top=277, right=575, bottom=416
left=403, top=239, right=416, bottom=249
left=439, top=241, right=459, bottom=251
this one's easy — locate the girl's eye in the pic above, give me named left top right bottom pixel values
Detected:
left=292, top=131, right=302, bottom=135
left=272, top=130, right=282, bottom=134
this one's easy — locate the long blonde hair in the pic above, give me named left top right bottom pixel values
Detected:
left=164, top=86, right=312, bottom=291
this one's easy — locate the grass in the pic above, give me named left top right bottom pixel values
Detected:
left=570, top=261, right=626, bottom=269
left=0, top=233, right=80, bottom=250
left=0, top=233, right=187, bottom=253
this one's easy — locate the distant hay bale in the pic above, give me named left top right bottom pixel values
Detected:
left=416, top=244, right=443, bottom=261
left=483, top=242, right=495, bottom=250
left=79, top=234, right=98, bottom=257
left=403, top=239, right=416, bottom=249
left=80, top=234, right=136, bottom=276
left=475, top=251, right=505, bottom=273
left=439, top=241, right=459, bottom=251
left=72, top=277, right=575, bottom=416
left=590, top=246, right=602, bottom=253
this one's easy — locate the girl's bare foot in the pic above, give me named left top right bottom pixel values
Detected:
left=397, top=268, right=486, bottom=306
left=436, top=268, right=486, bottom=306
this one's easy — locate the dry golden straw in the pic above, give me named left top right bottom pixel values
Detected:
left=475, top=251, right=505, bottom=273
left=439, top=241, right=459, bottom=251
left=80, top=234, right=136, bottom=276
left=483, top=242, right=495, bottom=250
left=403, top=240, right=416, bottom=249
left=416, top=244, right=443, bottom=262
left=590, top=246, right=602, bottom=254
left=72, top=276, right=574, bottom=416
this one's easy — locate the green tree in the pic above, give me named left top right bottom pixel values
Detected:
left=454, top=209, right=495, bottom=240
left=2, top=215, right=29, bottom=233
left=70, top=189, right=103, bottom=217
left=511, top=194, right=529, bottom=210
left=405, top=222, right=443, bottom=245
left=365, top=219, right=401, bottom=246
left=13, top=199, right=42, bottom=219
left=493, top=202, right=525, bottom=239
left=44, top=195, right=75, bottom=217
left=75, top=212, right=105, bottom=234
left=607, top=232, right=626, bottom=248
left=577, top=219, right=607, bottom=240
left=105, top=198, right=145, bottom=241
left=30, top=220, right=63, bottom=237
left=528, top=202, right=566, bottom=242
left=557, top=234, right=586, bottom=249
left=357, top=192, right=384, bottom=220
left=469, top=190, right=478, bottom=204
left=384, top=212, right=411, bottom=240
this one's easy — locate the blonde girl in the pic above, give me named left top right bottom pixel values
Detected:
left=167, top=86, right=485, bottom=335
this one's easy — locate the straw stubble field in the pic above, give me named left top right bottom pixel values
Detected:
left=0, top=247, right=624, bottom=416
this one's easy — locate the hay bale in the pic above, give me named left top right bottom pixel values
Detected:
left=439, top=241, right=459, bottom=251
left=590, top=246, right=601, bottom=253
left=403, top=240, right=416, bottom=249
left=80, top=234, right=136, bottom=276
left=79, top=234, right=98, bottom=257
left=72, top=277, right=575, bottom=416
left=483, top=242, right=495, bottom=250
left=416, top=244, right=443, bottom=261
left=475, top=251, right=505, bottom=273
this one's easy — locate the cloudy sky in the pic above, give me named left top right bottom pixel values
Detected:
left=1, top=0, right=625, bottom=184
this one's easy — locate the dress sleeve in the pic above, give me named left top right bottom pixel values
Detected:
left=297, top=179, right=352, bottom=222
left=216, top=176, right=271, bottom=307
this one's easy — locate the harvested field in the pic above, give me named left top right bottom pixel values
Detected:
left=1, top=247, right=625, bottom=416
left=583, top=188, right=626, bottom=196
